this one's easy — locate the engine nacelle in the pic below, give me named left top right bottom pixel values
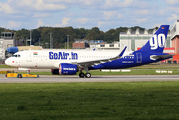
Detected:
left=60, top=63, right=77, bottom=75
left=51, top=63, right=77, bottom=75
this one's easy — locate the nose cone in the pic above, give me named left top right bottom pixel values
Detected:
left=5, top=58, right=10, bottom=66
left=5, top=58, right=14, bottom=67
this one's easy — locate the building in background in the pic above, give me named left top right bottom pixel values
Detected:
left=171, top=20, right=179, bottom=54
left=72, top=39, right=120, bottom=50
left=170, top=20, right=179, bottom=63
left=72, top=39, right=90, bottom=49
left=0, top=32, right=15, bottom=50
left=0, top=32, right=15, bottom=62
left=90, top=41, right=120, bottom=50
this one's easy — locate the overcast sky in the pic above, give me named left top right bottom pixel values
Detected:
left=0, top=0, right=178, bottom=31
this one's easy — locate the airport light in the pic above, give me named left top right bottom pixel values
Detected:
left=30, top=30, right=32, bottom=46
left=66, top=35, right=70, bottom=49
left=49, top=33, right=53, bottom=49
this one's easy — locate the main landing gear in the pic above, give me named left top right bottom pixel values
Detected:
left=79, top=70, right=91, bottom=78
left=79, top=72, right=91, bottom=78
left=79, top=72, right=85, bottom=78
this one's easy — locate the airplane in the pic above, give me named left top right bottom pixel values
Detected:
left=5, top=25, right=173, bottom=78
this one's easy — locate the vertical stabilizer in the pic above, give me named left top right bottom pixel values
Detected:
left=138, top=25, right=169, bottom=53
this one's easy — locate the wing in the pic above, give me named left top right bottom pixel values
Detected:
left=76, top=46, right=127, bottom=67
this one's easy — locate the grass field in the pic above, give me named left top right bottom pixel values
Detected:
left=1, top=82, right=179, bottom=120
left=0, top=65, right=13, bottom=68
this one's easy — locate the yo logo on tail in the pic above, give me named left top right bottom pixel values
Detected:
left=149, top=34, right=166, bottom=50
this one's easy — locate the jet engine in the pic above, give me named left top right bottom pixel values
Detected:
left=51, top=63, right=78, bottom=75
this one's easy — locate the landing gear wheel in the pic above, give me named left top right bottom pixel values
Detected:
left=79, top=73, right=85, bottom=78
left=85, top=73, right=91, bottom=78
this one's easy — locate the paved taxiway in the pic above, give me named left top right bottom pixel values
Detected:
left=0, top=74, right=179, bottom=83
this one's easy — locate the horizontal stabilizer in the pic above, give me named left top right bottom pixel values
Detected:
left=150, top=54, right=174, bottom=60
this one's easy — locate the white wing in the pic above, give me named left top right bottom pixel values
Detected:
left=75, top=46, right=127, bottom=67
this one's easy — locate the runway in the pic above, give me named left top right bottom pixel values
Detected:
left=0, top=74, right=179, bottom=83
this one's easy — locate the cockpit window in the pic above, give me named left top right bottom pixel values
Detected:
left=12, top=54, right=20, bottom=57
left=12, top=54, right=16, bottom=57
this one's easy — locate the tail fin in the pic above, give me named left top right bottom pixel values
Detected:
left=138, top=25, right=169, bottom=53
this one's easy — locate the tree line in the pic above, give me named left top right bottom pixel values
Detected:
left=0, top=26, right=158, bottom=49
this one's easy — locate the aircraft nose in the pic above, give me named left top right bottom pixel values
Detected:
left=5, top=58, right=14, bottom=66
left=5, top=58, right=10, bottom=66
